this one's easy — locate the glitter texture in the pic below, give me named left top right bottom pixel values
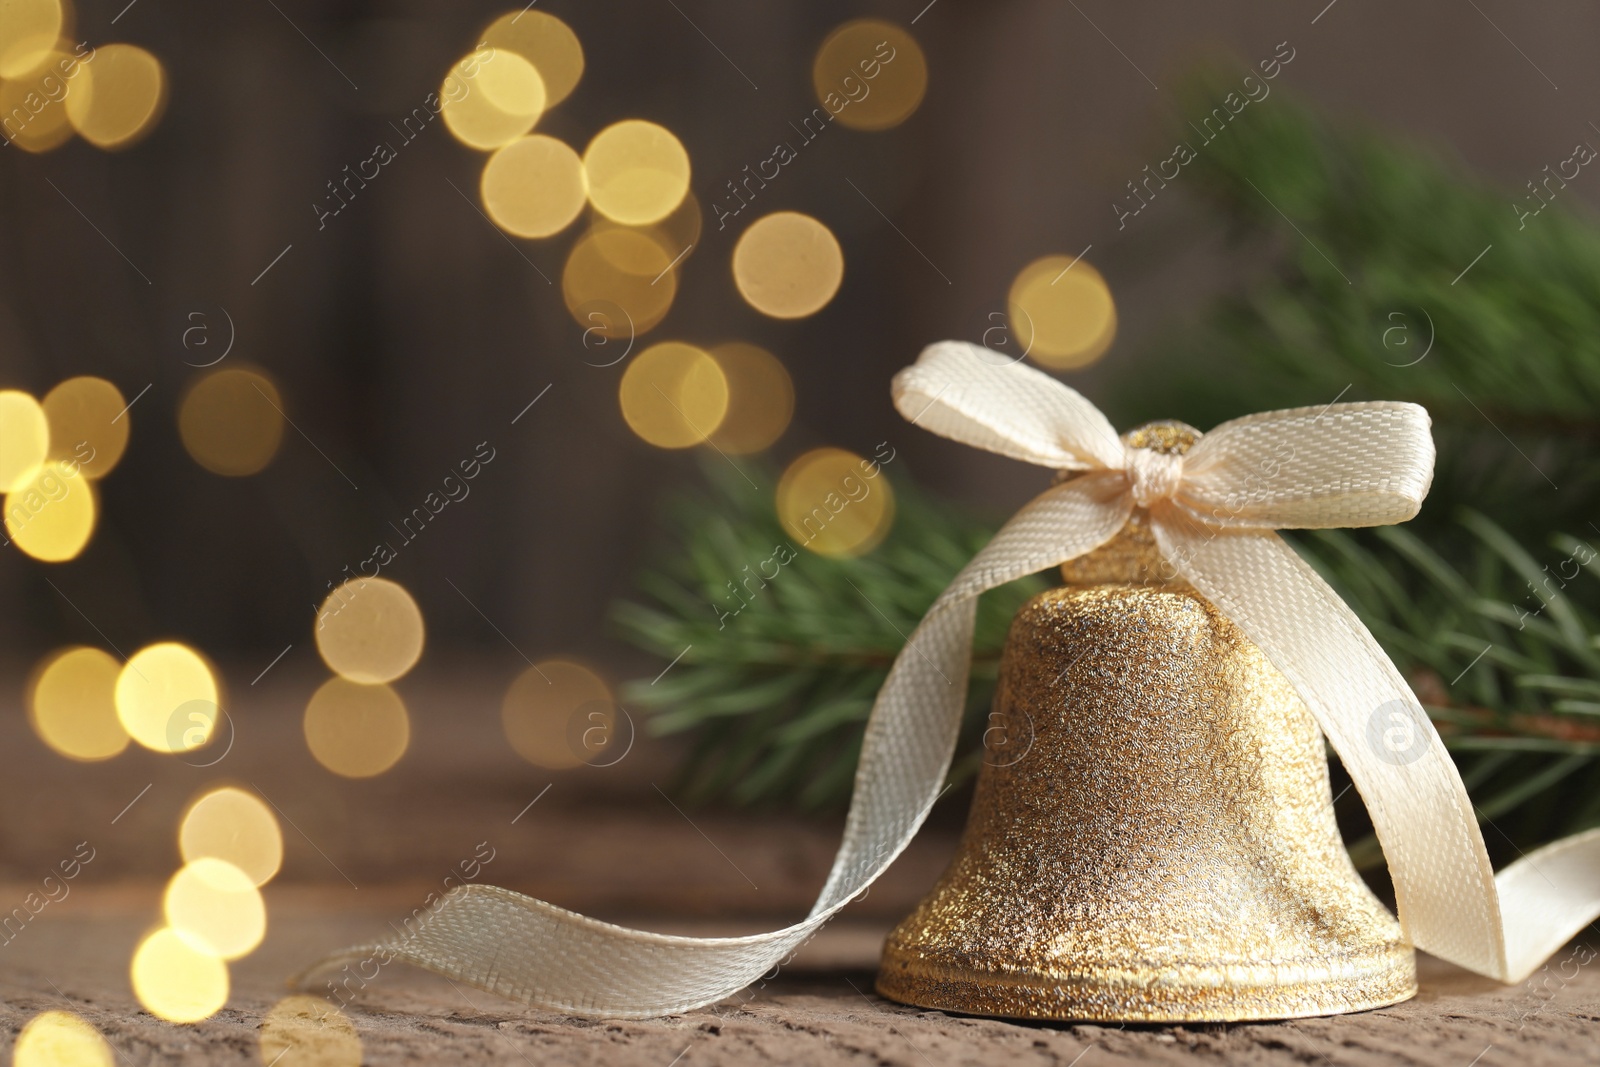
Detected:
left=877, top=424, right=1417, bottom=1022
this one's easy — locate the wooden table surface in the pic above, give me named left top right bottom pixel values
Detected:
left=1, top=884, right=1594, bottom=1066
left=0, top=663, right=1595, bottom=1064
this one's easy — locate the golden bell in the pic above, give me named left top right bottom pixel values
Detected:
left=877, top=422, right=1417, bottom=1022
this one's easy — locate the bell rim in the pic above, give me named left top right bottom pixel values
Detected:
left=874, top=943, right=1418, bottom=1023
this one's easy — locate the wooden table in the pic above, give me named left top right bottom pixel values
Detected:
left=0, top=665, right=1594, bottom=1064
left=1, top=886, right=1594, bottom=1066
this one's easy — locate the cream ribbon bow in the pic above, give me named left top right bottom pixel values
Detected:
left=303, top=341, right=1600, bottom=1015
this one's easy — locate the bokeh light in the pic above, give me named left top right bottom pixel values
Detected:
left=777, top=448, right=895, bottom=558
left=64, top=43, right=167, bottom=150
left=130, top=927, right=229, bottom=1023
left=618, top=342, right=728, bottom=449
left=114, top=642, right=219, bottom=754
left=479, top=9, right=584, bottom=107
left=440, top=48, right=545, bottom=151
left=178, top=366, right=285, bottom=477
left=260, top=996, right=362, bottom=1067
left=591, top=194, right=702, bottom=276
left=314, top=577, right=425, bottom=684
left=13, top=1011, right=113, bottom=1067
left=303, top=678, right=411, bottom=779
left=4, top=460, right=96, bottom=562
left=0, top=389, right=49, bottom=492
left=662, top=194, right=704, bottom=252
left=588, top=225, right=671, bottom=276
left=0, top=45, right=79, bottom=153
left=562, top=226, right=678, bottom=339
left=812, top=19, right=928, bottom=132
left=731, top=212, right=844, bottom=319
left=583, top=120, right=690, bottom=226
left=0, top=0, right=64, bottom=79
left=708, top=343, right=794, bottom=454
left=164, top=858, right=266, bottom=961
left=481, top=134, right=587, bottom=238
left=43, top=376, right=130, bottom=478
left=1007, top=255, right=1118, bottom=369
left=179, top=787, right=283, bottom=888
left=29, top=646, right=129, bottom=761
left=501, top=660, right=615, bottom=770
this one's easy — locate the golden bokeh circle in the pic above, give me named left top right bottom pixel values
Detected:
left=0, top=45, right=78, bottom=154
left=440, top=48, right=545, bottom=151
left=562, top=227, right=677, bottom=339
left=130, top=927, right=229, bottom=1023
left=731, top=212, right=844, bottom=319
left=618, top=342, right=729, bottom=449
left=4, top=460, right=97, bottom=562
left=179, top=787, right=283, bottom=888
left=591, top=225, right=675, bottom=277
left=479, top=10, right=584, bottom=107
left=583, top=120, right=690, bottom=226
left=260, top=996, right=363, bottom=1067
left=708, top=343, right=794, bottom=454
left=0, top=89, right=70, bottom=154
left=43, top=376, right=130, bottom=478
left=28, top=646, right=129, bottom=761
left=164, top=858, right=266, bottom=961
left=0, top=389, right=49, bottom=492
left=114, top=642, right=220, bottom=754
left=0, top=0, right=63, bottom=79
left=589, top=193, right=703, bottom=265
left=64, top=43, right=167, bottom=150
left=812, top=19, right=928, bottom=132
left=1007, top=256, right=1118, bottom=370
left=13, top=1011, right=113, bottom=1067
left=777, top=448, right=895, bottom=558
left=314, top=577, right=425, bottom=684
left=178, top=366, right=285, bottom=477
left=303, top=678, right=411, bottom=778
left=658, top=194, right=704, bottom=253
left=481, top=134, right=587, bottom=238
left=501, top=660, right=615, bottom=770
left=476, top=53, right=544, bottom=115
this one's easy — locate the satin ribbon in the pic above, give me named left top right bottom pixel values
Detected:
left=302, top=340, right=1600, bottom=1015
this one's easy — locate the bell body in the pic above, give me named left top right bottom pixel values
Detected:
left=877, top=504, right=1417, bottom=1021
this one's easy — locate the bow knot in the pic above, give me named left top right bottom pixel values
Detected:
left=1122, top=443, right=1184, bottom=508
left=890, top=341, right=1436, bottom=535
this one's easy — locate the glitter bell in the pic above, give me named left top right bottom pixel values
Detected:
left=876, top=423, right=1418, bottom=1022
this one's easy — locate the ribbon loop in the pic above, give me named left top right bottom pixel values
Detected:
left=1177, top=403, right=1436, bottom=530
left=891, top=341, right=1123, bottom=471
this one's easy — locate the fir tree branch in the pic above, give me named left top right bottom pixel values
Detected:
left=618, top=458, right=1600, bottom=865
left=1110, top=68, right=1600, bottom=534
left=613, top=460, right=1048, bottom=809
left=1305, top=517, right=1600, bottom=864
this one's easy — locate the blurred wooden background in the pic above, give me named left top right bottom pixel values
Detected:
left=3, top=0, right=1599, bottom=670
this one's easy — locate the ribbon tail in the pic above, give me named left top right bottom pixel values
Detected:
left=297, top=478, right=1130, bottom=1017
left=1493, top=827, right=1600, bottom=982
left=1158, top=515, right=1600, bottom=983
